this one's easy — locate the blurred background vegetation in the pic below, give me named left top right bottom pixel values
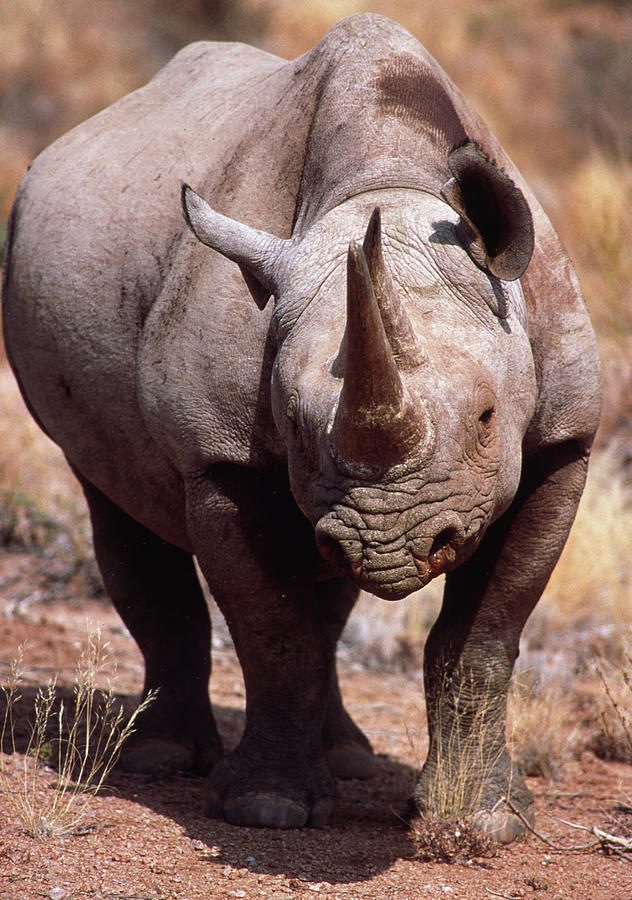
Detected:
left=0, top=0, right=630, bottom=668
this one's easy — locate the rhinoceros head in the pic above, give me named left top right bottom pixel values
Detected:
left=182, top=145, right=537, bottom=600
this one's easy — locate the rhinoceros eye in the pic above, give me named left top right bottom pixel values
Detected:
left=477, top=406, right=495, bottom=445
left=286, top=392, right=300, bottom=436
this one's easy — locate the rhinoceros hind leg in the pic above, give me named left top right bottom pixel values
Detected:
left=317, top=579, right=376, bottom=780
left=323, top=670, right=376, bottom=779
left=76, top=472, right=223, bottom=775
left=325, top=743, right=376, bottom=781
left=120, top=738, right=199, bottom=775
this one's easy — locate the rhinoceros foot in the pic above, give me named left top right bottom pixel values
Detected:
left=325, top=742, right=377, bottom=780
left=120, top=731, right=222, bottom=776
left=206, top=749, right=337, bottom=828
left=216, top=791, right=335, bottom=829
left=414, top=755, right=534, bottom=844
left=470, top=799, right=534, bottom=844
left=119, top=692, right=223, bottom=776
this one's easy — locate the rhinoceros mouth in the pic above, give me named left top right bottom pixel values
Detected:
left=315, top=515, right=473, bottom=601
left=361, top=570, right=429, bottom=602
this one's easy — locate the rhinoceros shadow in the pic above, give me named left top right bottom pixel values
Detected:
left=1, top=685, right=420, bottom=882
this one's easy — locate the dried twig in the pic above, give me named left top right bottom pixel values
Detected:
left=485, top=889, right=521, bottom=900
left=501, top=798, right=586, bottom=850
left=546, top=811, right=632, bottom=858
left=503, top=797, right=632, bottom=858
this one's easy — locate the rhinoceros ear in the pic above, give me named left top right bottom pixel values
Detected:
left=441, top=143, right=534, bottom=282
left=181, top=184, right=289, bottom=310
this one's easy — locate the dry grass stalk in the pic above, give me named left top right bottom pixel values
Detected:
left=423, top=669, right=508, bottom=821
left=0, top=488, right=59, bottom=551
left=564, top=155, right=632, bottom=344
left=538, top=450, right=632, bottom=629
left=0, top=363, right=84, bottom=520
left=0, top=629, right=155, bottom=839
left=591, top=632, right=632, bottom=763
left=507, top=672, right=578, bottom=780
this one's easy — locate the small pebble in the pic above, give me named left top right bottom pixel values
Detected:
left=48, top=890, right=67, bottom=900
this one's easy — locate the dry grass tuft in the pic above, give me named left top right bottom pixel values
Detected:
left=563, top=155, right=632, bottom=344
left=342, top=581, right=443, bottom=670
left=0, top=359, right=101, bottom=598
left=537, top=450, right=632, bottom=631
left=0, top=362, right=84, bottom=523
left=590, top=629, right=632, bottom=764
left=421, top=667, right=508, bottom=823
left=508, top=672, right=579, bottom=780
left=0, top=489, right=59, bottom=551
left=560, top=156, right=632, bottom=447
left=0, top=629, right=155, bottom=839
left=412, top=815, right=498, bottom=864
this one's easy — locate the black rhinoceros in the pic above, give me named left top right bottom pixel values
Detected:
left=2, top=14, right=601, bottom=838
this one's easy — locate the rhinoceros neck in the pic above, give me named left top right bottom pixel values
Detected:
left=288, top=16, right=477, bottom=235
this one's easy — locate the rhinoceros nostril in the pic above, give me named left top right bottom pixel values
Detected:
left=316, top=531, right=346, bottom=571
left=315, top=519, right=363, bottom=576
left=429, top=528, right=457, bottom=558
left=427, top=528, right=460, bottom=574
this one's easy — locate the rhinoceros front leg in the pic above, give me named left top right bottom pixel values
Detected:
left=415, top=441, right=590, bottom=842
left=77, top=475, right=222, bottom=775
left=187, top=465, right=350, bottom=828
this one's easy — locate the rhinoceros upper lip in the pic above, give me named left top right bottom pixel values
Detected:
left=316, top=509, right=480, bottom=590
left=316, top=523, right=421, bottom=593
left=412, top=556, right=431, bottom=580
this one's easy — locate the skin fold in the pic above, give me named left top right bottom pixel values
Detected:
left=2, top=14, right=601, bottom=837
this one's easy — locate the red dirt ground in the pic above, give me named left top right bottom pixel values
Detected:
left=1, top=548, right=631, bottom=900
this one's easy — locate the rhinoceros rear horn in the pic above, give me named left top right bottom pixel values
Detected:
left=181, top=184, right=288, bottom=309
left=332, top=240, right=427, bottom=469
left=362, top=207, right=424, bottom=369
left=441, top=142, right=534, bottom=282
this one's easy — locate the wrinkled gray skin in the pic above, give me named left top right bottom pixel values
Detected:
left=3, top=15, right=601, bottom=838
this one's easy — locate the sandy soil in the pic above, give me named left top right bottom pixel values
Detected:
left=1, top=548, right=631, bottom=900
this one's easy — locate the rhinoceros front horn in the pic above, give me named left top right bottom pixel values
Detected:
left=332, top=232, right=427, bottom=471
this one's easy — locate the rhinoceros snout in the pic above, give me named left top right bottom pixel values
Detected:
left=315, top=513, right=467, bottom=599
